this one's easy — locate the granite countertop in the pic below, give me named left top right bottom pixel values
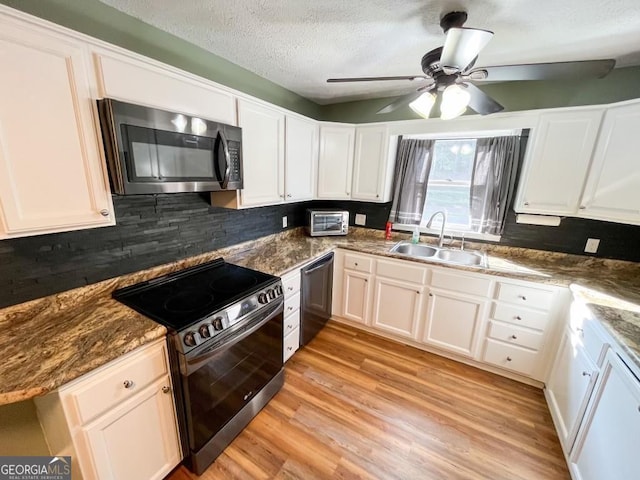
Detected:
left=1, top=227, right=639, bottom=405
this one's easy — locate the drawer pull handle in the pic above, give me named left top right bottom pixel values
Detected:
left=510, top=335, right=518, bottom=340
left=506, top=356, right=513, bottom=362
left=514, top=315, right=522, bottom=320
left=518, top=295, right=527, bottom=301
left=582, top=371, right=592, bottom=377
left=162, top=385, right=171, bottom=394
left=123, top=380, right=134, bottom=389
left=100, top=209, right=109, bottom=217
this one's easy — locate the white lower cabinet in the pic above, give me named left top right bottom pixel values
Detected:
left=342, top=270, right=372, bottom=325
left=34, top=339, right=181, bottom=480
left=281, top=269, right=301, bottom=362
left=423, top=289, right=486, bottom=358
left=570, top=350, right=640, bottom=480
left=371, top=277, right=423, bottom=340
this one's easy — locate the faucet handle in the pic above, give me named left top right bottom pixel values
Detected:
left=460, top=233, right=466, bottom=251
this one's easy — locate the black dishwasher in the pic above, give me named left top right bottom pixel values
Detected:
left=300, top=252, right=334, bottom=346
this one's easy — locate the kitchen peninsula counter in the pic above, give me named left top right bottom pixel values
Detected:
left=1, top=227, right=639, bottom=405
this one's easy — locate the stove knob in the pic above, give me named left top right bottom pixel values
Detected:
left=198, top=324, right=212, bottom=338
left=183, top=331, right=198, bottom=347
left=258, top=292, right=269, bottom=304
left=267, top=289, right=276, bottom=300
left=212, top=317, right=224, bottom=331
left=275, top=285, right=283, bottom=296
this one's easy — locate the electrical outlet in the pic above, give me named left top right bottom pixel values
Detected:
left=282, top=216, right=287, bottom=228
left=355, top=213, right=366, bottom=226
left=584, top=238, right=600, bottom=254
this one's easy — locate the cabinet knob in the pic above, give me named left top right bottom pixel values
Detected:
left=510, top=335, right=518, bottom=340
left=364, top=279, right=368, bottom=283
left=288, top=286, right=294, bottom=291
left=346, top=192, right=350, bottom=195
left=287, top=324, right=293, bottom=329
left=582, top=371, right=592, bottom=377
left=287, top=346, right=293, bottom=351
left=429, top=293, right=433, bottom=297
left=100, top=209, right=109, bottom=217
left=579, top=205, right=586, bottom=210
left=123, top=380, right=134, bottom=389
left=518, top=295, right=527, bottom=301
left=524, top=202, right=530, bottom=206
left=416, top=291, right=420, bottom=294
left=376, top=194, right=379, bottom=198
left=287, top=194, right=292, bottom=198
left=162, top=385, right=171, bottom=394
left=506, top=356, right=513, bottom=362
left=514, top=315, right=522, bottom=320
left=288, top=306, right=294, bottom=311
left=354, top=262, right=358, bottom=266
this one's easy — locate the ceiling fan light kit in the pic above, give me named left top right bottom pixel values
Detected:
left=327, top=11, right=616, bottom=119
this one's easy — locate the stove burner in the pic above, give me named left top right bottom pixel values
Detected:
left=165, top=290, right=215, bottom=313
left=209, top=273, right=258, bottom=293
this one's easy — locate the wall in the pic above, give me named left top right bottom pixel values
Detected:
left=0, top=0, right=322, bottom=119
left=0, top=194, right=306, bottom=308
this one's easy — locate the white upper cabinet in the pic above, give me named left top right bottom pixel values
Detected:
left=317, top=125, right=355, bottom=199
left=236, top=99, right=286, bottom=207
left=351, top=125, right=393, bottom=202
left=514, top=108, right=603, bottom=215
left=93, top=49, right=237, bottom=125
left=579, top=100, right=640, bottom=225
left=0, top=14, right=114, bottom=239
left=285, top=115, right=318, bottom=202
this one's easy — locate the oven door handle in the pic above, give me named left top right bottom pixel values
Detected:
left=184, top=299, right=283, bottom=374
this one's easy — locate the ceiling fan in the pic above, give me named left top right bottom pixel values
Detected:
left=327, top=11, right=616, bottom=119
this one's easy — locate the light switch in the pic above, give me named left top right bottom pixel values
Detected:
left=584, top=238, right=600, bottom=254
left=355, top=214, right=366, bottom=226
left=282, top=216, right=287, bottom=228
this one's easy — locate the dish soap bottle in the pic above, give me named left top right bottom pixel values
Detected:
left=411, top=226, right=420, bottom=244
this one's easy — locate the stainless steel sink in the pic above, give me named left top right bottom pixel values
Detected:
left=389, top=243, right=438, bottom=258
left=390, top=241, right=486, bottom=267
left=435, top=248, right=485, bottom=266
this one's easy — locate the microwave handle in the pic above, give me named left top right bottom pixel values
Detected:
left=217, top=130, right=231, bottom=189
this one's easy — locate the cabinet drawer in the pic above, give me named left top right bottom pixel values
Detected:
left=492, top=302, right=549, bottom=330
left=376, top=259, right=427, bottom=284
left=284, top=309, right=300, bottom=336
left=284, top=327, right=300, bottom=362
left=282, top=271, right=301, bottom=297
left=487, top=321, right=544, bottom=350
left=66, top=341, right=169, bottom=424
left=344, top=253, right=373, bottom=273
left=495, top=282, right=554, bottom=310
left=431, top=269, right=492, bottom=297
left=284, top=291, right=300, bottom=316
left=483, top=339, right=538, bottom=376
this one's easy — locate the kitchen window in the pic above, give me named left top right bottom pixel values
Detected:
left=389, top=131, right=522, bottom=241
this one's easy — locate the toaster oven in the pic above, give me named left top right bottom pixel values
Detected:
left=306, top=210, right=349, bottom=237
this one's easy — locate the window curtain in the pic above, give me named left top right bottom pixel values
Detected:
left=470, top=135, right=521, bottom=235
left=388, top=138, right=435, bottom=224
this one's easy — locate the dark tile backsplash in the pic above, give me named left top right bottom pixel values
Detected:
left=1, top=193, right=639, bottom=309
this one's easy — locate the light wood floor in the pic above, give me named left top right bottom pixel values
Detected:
left=167, top=321, right=569, bottom=480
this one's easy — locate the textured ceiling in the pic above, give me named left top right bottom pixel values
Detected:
left=99, top=0, right=640, bottom=105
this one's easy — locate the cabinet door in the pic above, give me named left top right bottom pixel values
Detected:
left=371, top=277, right=423, bottom=340
left=237, top=99, right=285, bottom=206
left=285, top=115, right=317, bottom=202
left=570, top=351, right=640, bottom=480
left=94, top=51, right=236, bottom=125
left=423, top=289, right=486, bottom=357
left=83, top=377, right=181, bottom=480
left=0, top=20, right=114, bottom=238
left=545, top=328, right=598, bottom=452
left=579, top=101, right=640, bottom=224
left=342, top=270, right=371, bottom=325
left=514, top=109, right=603, bottom=215
left=351, top=125, right=390, bottom=202
left=317, top=125, right=355, bottom=199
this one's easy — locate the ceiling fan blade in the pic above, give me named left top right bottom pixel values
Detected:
left=327, top=75, right=430, bottom=83
left=441, top=27, right=493, bottom=75
left=467, top=59, right=616, bottom=82
left=464, top=83, right=504, bottom=115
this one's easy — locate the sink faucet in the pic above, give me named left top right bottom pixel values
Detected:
left=426, top=211, right=447, bottom=248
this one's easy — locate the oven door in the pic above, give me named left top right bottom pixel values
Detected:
left=180, top=299, right=283, bottom=453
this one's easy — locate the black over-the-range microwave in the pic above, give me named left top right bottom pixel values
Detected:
left=97, top=99, right=243, bottom=195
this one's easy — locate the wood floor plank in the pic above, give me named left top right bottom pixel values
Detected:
left=166, top=321, right=569, bottom=480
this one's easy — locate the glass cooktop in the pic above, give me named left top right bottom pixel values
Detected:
left=112, top=258, right=278, bottom=331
